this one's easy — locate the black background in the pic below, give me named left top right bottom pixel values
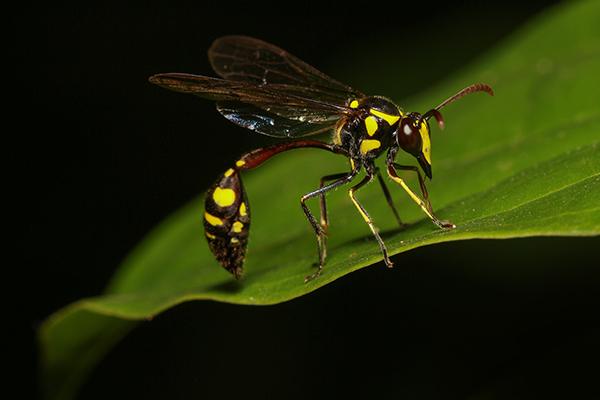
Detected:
left=17, top=2, right=600, bottom=399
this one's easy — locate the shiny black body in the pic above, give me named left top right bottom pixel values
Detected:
left=150, top=36, right=493, bottom=282
left=336, top=96, right=401, bottom=162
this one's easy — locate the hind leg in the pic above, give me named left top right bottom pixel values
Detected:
left=301, top=167, right=360, bottom=282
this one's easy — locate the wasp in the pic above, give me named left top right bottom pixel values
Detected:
left=150, top=36, right=493, bottom=282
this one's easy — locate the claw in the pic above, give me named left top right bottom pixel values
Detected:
left=437, top=220, right=456, bottom=229
left=304, top=267, right=322, bottom=283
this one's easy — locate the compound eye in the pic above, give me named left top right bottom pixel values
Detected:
left=397, top=116, right=421, bottom=154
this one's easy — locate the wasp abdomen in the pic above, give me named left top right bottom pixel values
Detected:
left=204, top=167, right=250, bottom=279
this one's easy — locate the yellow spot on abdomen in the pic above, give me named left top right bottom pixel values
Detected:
left=224, top=168, right=234, bottom=177
left=360, top=139, right=381, bottom=155
left=232, top=221, right=244, bottom=233
left=205, top=232, right=216, bottom=240
left=236, top=160, right=246, bottom=167
left=204, top=212, right=223, bottom=226
left=239, top=202, right=247, bottom=217
left=212, top=187, right=236, bottom=207
left=370, top=108, right=400, bottom=125
left=364, top=116, right=378, bottom=136
left=349, top=99, right=359, bottom=108
left=230, top=237, right=239, bottom=244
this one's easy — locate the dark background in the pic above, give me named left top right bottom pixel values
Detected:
left=17, top=2, right=599, bottom=399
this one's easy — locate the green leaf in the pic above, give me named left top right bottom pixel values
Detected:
left=40, top=2, right=600, bottom=399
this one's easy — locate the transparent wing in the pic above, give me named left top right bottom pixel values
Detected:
left=208, top=35, right=364, bottom=102
left=149, top=73, right=350, bottom=132
left=216, top=101, right=336, bottom=138
left=150, top=36, right=366, bottom=138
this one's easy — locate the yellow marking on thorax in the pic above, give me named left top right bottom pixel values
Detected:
left=364, top=116, right=378, bottom=136
left=204, top=212, right=223, bottom=226
left=212, top=187, right=236, bottom=207
left=236, top=160, right=246, bottom=167
left=360, top=139, right=381, bottom=155
left=369, top=108, right=400, bottom=125
left=205, top=232, right=216, bottom=240
left=349, top=99, right=359, bottom=108
left=224, top=168, right=234, bottom=177
left=419, top=121, right=432, bottom=164
left=230, top=237, right=239, bottom=244
left=239, top=202, right=247, bottom=217
left=232, top=221, right=244, bottom=233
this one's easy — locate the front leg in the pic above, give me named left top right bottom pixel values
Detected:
left=386, top=162, right=455, bottom=229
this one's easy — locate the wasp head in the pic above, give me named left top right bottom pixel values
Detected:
left=396, top=112, right=435, bottom=178
left=394, top=83, right=494, bottom=179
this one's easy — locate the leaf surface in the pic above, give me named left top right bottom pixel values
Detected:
left=40, top=3, right=600, bottom=399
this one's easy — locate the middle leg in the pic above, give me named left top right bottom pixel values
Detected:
left=348, top=174, right=394, bottom=269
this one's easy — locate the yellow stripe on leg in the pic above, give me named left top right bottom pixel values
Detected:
left=348, top=182, right=393, bottom=268
left=387, top=174, right=435, bottom=220
left=348, top=189, right=371, bottom=224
